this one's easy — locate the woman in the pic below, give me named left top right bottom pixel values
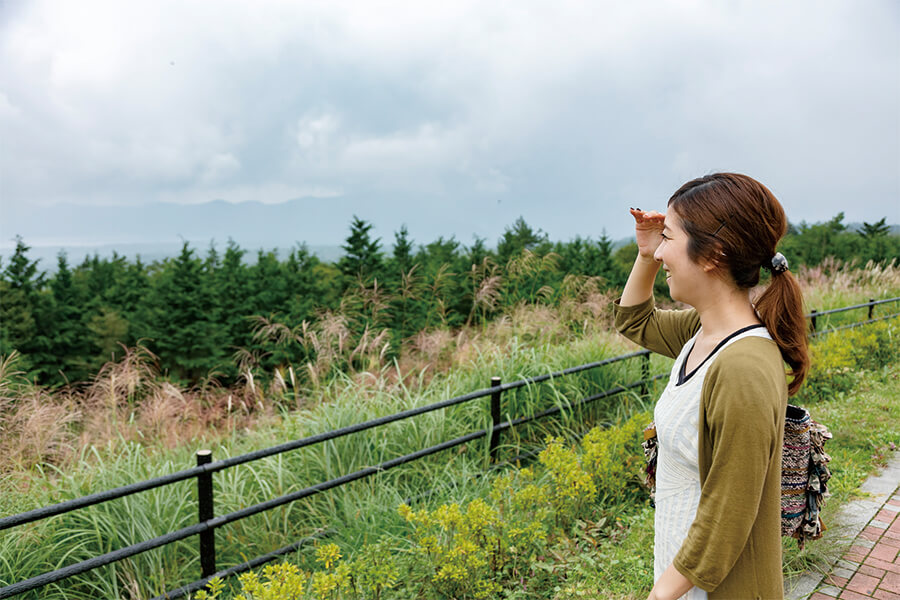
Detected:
left=614, top=173, right=809, bottom=599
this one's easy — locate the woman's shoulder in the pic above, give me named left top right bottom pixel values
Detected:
left=703, top=336, right=787, bottom=415
left=715, top=334, right=782, bottom=369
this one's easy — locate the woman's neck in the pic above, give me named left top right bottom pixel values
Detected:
left=693, top=285, right=761, bottom=339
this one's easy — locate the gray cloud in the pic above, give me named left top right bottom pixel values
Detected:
left=1, top=0, right=897, bottom=249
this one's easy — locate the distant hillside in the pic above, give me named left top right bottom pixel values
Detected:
left=0, top=242, right=346, bottom=274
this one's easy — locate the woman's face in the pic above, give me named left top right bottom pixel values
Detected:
left=653, top=209, right=710, bottom=305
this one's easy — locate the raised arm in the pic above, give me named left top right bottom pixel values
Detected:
left=614, top=208, right=700, bottom=357
left=620, top=208, right=665, bottom=307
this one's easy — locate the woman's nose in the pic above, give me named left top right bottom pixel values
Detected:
left=653, top=244, right=663, bottom=262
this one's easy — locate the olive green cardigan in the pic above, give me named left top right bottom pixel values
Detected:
left=614, top=298, right=787, bottom=599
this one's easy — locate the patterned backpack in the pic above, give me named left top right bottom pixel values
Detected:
left=781, top=404, right=832, bottom=548
left=641, top=404, right=832, bottom=548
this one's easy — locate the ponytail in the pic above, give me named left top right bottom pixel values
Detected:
left=755, top=270, right=809, bottom=396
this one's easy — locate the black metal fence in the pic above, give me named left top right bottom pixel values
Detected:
left=1, top=297, right=897, bottom=599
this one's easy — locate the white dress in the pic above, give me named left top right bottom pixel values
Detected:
left=653, top=325, right=771, bottom=599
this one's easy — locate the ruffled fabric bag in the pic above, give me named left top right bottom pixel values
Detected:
left=642, top=404, right=832, bottom=548
left=782, top=404, right=832, bottom=548
left=641, top=423, right=658, bottom=506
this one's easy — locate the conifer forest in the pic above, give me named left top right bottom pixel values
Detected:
left=1, top=213, right=897, bottom=389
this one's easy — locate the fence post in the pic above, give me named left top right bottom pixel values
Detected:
left=810, top=309, right=818, bottom=333
left=641, top=352, right=650, bottom=398
left=488, top=377, right=502, bottom=463
left=869, top=298, right=875, bottom=320
left=196, top=449, right=216, bottom=578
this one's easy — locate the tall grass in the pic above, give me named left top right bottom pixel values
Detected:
left=794, top=258, right=900, bottom=326
left=0, top=325, right=664, bottom=598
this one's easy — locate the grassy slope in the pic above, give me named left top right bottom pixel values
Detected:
left=0, top=330, right=670, bottom=599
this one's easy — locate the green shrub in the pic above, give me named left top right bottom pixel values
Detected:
left=582, top=412, right=648, bottom=504
left=802, top=319, right=898, bottom=400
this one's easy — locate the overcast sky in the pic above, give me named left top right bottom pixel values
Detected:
left=1, top=0, right=898, bottom=253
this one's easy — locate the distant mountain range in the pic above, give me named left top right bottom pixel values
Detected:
left=1, top=198, right=895, bottom=273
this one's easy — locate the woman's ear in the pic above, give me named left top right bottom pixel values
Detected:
left=702, top=250, right=727, bottom=273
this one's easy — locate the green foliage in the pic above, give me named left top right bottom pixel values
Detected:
left=582, top=413, right=648, bottom=504
left=800, top=320, right=898, bottom=401
left=781, top=212, right=900, bottom=266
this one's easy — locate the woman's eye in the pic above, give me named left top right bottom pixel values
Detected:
left=659, top=233, right=670, bottom=241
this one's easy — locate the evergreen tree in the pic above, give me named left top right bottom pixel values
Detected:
left=214, top=239, right=251, bottom=363
left=248, top=249, right=290, bottom=317
left=390, top=225, right=414, bottom=277
left=284, top=244, right=321, bottom=324
left=106, top=257, right=151, bottom=346
left=204, top=241, right=221, bottom=271
left=860, top=217, right=889, bottom=238
left=339, top=216, right=383, bottom=283
left=87, top=308, right=130, bottom=366
left=80, top=252, right=123, bottom=308
left=466, top=236, right=491, bottom=268
left=310, top=263, right=343, bottom=312
left=46, top=252, right=93, bottom=382
left=148, top=242, right=224, bottom=382
left=592, top=233, right=617, bottom=285
left=858, top=217, right=896, bottom=263
left=0, top=237, right=43, bottom=370
left=497, top=217, right=549, bottom=265
left=414, top=237, right=467, bottom=328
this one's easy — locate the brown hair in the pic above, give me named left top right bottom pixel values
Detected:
left=668, top=173, right=809, bottom=395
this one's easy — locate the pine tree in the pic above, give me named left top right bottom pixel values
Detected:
left=148, top=242, right=225, bottom=382
left=466, top=236, right=491, bottom=268
left=284, top=244, right=320, bottom=324
left=106, top=257, right=151, bottom=346
left=390, top=225, right=414, bottom=275
left=214, top=239, right=251, bottom=364
left=339, top=216, right=384, bottom=283
left=497, top=217, right=549, bottom=265
left=0, top=237, right=43, bottom=371
left=248, top=249, right=290, bottom=317
left=415, top=236, right=467, bottom=329
left=859, top=217, right=889, bottom=238
left=591, top=233, right=616, bottom=286
left=858, top=217, right=896, bottom=263
left=46, top=252, right=93, bottom=382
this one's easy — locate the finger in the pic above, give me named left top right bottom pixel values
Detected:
left=630, top=208, right=665, bottom=225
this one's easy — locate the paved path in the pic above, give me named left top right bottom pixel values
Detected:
left=786, top=453, right=900, bottom=600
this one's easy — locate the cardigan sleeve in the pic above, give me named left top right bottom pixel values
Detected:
left=612, top=297, right=701, bottom=359
left=672, top=338, right=786, bottom=591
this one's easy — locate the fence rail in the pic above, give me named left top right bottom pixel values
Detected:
left=2, top=297, right=897, bottom=599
